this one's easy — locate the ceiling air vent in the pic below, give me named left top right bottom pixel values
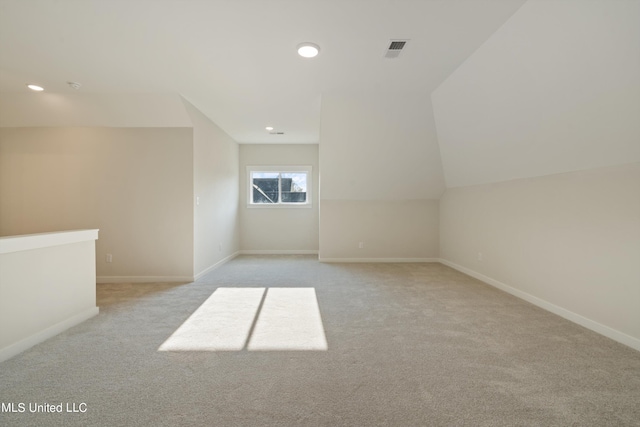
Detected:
left=384, top=39, right=409, bottom=59
left=269, top=131, right=285, bottom=135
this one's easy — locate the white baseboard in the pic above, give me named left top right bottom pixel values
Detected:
left=0, top=307, right=99, bottom=363
left=97, top=252, right=242, bottom=284
left=438, top=258, right=640, bottom=352
left=319, top=257, right=440, bottom=263
left=240, top=250, right=319, bottom=255
left=96, top=276, right=194, bottom=284
left=194, top=251, right=240, bottom=280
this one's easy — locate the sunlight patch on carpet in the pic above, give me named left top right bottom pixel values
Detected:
left=158, top=287, right=265, bottom=351
left=158, top=287, right=327, bottom=352
left=247, top=288, right=328, bottom=351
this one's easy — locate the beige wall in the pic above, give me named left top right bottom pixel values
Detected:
left=431, top=0, right=639, bottom=350
left=239, top=144, right=319, bottom=253
left=184, top=99, right=240, bottom=276
left=320, top=199, right=439, bottom=261
left=439, top=162, right=640, bottom=349
left=318, top=91, right=442, bottom=260
left=0, top=127, right=194, bottom=280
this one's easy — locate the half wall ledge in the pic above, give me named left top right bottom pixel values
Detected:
left=0, top=229, right=99, bottom=362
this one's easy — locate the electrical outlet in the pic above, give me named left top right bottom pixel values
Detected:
left=477, top=252, right=483, bottom=262
left=358, top=242, right=364, bottom=249
left=218, top=243, right=222, bottom=252
left=106, top=253, right=113, bottom=263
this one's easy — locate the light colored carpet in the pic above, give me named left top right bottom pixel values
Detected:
left=0, top=255, right=639, bottom=426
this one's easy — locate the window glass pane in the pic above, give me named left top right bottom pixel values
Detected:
left=280, top=172, right=307, bottom=203
left=252, top=172, right=279, bottom=203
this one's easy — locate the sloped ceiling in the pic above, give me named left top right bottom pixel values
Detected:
left=0, top=0, right=526, bottom=143
left=432, top=0, right=640, bottom=187
left=320, top=90, right=445, bottom=200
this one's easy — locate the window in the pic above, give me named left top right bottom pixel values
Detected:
left=247, top=166, right=312, bottom=208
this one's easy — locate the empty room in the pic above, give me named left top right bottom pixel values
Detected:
left=0, top=0, right=639, bottom=426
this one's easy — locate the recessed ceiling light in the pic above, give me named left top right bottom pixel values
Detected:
left=27, top=84, right=44, bottom=91
left=265, top=126, right=274, bottom=131
left=297, top=42, right=320, bottom=58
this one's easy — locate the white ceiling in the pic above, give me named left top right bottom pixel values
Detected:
left=0, top=0, right=527, bottom=143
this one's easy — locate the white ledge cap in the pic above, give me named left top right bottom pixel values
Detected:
left=0, top=229, right=99, bottom=254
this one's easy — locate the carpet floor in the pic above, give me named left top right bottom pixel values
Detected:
left=1, top=255, right=639, bottom=426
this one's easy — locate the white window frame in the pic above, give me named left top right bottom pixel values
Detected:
left=246, top=165, right=312, bottom=209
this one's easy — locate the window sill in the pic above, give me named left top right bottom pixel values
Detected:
left=246, top=203, right=312, bottom=209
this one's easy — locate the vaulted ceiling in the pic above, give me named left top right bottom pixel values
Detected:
left=0, top=0, right=526, bottom=143
left=1, top=0, right=638, bottom=192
